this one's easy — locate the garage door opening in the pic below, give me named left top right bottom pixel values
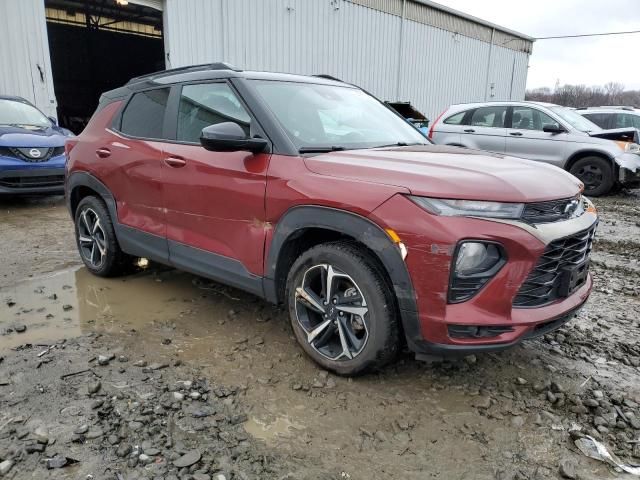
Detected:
left=45, top=0, right=165, bottom=133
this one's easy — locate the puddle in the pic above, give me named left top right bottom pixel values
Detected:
left=1, top=265, right=265, bottom=352
left=244, top=415, right=304, bottom=442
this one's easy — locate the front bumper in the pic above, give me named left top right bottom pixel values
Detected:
left=370, top=195, right=598, bottom=356
left=0, top=167, right=65, bottom=194
left=615, top=152, right=640, bottom=186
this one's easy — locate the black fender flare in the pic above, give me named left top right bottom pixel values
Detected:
left=263, top=206, right=422, bottom=347
left=66, top=171, right=119, bottom=221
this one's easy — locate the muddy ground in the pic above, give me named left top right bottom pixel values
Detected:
left=1, top=191, right=639, bottom=480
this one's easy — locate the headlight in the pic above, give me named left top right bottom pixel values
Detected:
left=615, top=141, right=640, bottom=154
left=409, top=196, right=524, bottom=219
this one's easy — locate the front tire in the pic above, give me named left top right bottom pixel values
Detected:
left=569, top=156, right=614, bottom=196
left=285, top=242, right=399, bottom=376
left=74, top=196, right=133, bottom=277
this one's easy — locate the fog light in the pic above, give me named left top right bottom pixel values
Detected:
left=449, top=241, right=506, bottom=303
left=455, top=242, right=501, bottom=276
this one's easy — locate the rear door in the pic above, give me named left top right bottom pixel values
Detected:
left=505, top=106, right=567, bottom=166
left=458, top=105, right=508, bottom=153
left=160, top=81, right=270, bottom=289
left=430, top=110, right=465, bottom=145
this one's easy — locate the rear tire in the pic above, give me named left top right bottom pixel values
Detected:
left=285, top=241, right=399, bottom=376
left=569, top=156, right=614, bottom=197
left=74, top=196, right=133, bottom=277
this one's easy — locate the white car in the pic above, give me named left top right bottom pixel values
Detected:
left=429, top=101, right=640, bottom=196
left=576, top=106, right=640, bottom=130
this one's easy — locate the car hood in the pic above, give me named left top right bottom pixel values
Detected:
left=303, top=145, right=583, bottom=203
left=0, top=124, right=72, bottom=147
left=587, top=127, right=639, bottom=143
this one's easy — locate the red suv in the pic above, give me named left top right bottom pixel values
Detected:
left=66, top=63, right=598, bottom=375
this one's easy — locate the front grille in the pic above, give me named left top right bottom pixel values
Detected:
left=522, top=196, right=582, bottom=224
left=0, top=146, right=64, bottom=163
left=513, top=225, right=596, bottom=308
left=0, top=175, right=65, bottom=188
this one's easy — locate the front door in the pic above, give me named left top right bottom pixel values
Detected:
left=505, top=106, right=567, bottom=167
left=161, top=82, right=270, bottom=293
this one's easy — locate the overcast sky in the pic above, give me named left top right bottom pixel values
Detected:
left=436, top=0, right=640, bottom=90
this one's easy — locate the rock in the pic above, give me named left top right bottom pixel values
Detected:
left=129, top=421, right=144, bottom=431
left=190, top=391, right=201, bottom=400
left=25, top=443, right=46, bottom=453
left=74, top=425, right=89, bottom=434
left=91, top=399, right=104, bottom=409
left=34, top=426, right=49, bottom=444
left=0, top=460, right=14, bottom=475
left=193, top=474, right=211, bottom=480
left=14, top=325, right=27, bottom=333
left=173, top=449, right=201, bottom=468
left=550, top=381, right=564, bottom=393
left=134, top=360, right=147, bottom=367
left=87, top=381, right=101, bottom=394
left=213, top=475, right=227, bottom=480
left=584, top=398, right=599, bottom=408
left=148, top=362, right=169, bottom=370
left=62, top=304, right=73, bottom=311
left=97, top=354, right=114, bottom=365
left=463, top=354, right=477, bottom=365
left=511, top=416, right=525, bottom=428
left=144, top=447, right=160, bottom=456
left=85, top=428, right=103, bottom=440
left=139, top=453, right=151, bottom=464
left=116, top=444, right=131, bottom=458
left=558, top=459, right=577, bottom=479
left=593, top=390, right=604, bottom=399
left=515, top=377, right=527, bottom=385
left=162, top=338, right=172, bottom=345
left=173, top=392, right=185, bottom=401
left=473, top=396, right=492, bottom=409
left=118, top=355, right=129, bottom=363
left=633, top=443, right=640, bottom=459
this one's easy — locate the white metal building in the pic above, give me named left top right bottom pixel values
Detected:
left=0, top=0, right=533, bottom=131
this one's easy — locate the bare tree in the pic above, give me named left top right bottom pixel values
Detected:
left=526, top=82, right=639, bottom=108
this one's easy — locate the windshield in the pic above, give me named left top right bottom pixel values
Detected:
left=0, top=99, right=51, bottom=128
left=251, top=80, right=428, bottom=151
left=550, top=106, right=601, bottom=133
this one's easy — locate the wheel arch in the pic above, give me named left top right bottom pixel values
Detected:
left=67, top=171, right=119, bottom=224
left=264, top=206, right=419, bottom=344
left=565, top=149, right=616, bottom=173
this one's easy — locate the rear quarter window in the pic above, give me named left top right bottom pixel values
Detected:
left=119, top=88, right=170, bottom=139
left=443, top=111, right=466, bottom=125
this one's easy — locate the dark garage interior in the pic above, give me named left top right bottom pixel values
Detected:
left=45, top=0, right=165, bottom=133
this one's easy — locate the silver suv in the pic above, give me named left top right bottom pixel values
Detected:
left=429, top=101, right=640, bottom=196
left=576, top=106, right=640, bottom=130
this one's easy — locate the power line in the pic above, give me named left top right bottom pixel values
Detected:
left=536, top=29, right=640, bottom=40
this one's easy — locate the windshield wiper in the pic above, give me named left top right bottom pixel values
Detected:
left=370, top=142, right=425, bottom=148
left=298, top=146, right=346, bottom=154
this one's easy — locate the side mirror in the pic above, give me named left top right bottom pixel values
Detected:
left=48, top=116, right=58, bottom=126
left=543, top=125, right=566, bottom=134
left=200, top=122, right=267, bottom=153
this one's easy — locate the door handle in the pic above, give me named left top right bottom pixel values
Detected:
left=96, top=147, right=111, bottom=158
left=463, top=128, right=476, bottom=133
left=509, top=131, right=523, bottom=136
left=164, top=156, right=187, bottom=168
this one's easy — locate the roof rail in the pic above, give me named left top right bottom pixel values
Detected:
left=313, top=74, right=343, bottom=82
left=126, top=62, right=242, bottom=85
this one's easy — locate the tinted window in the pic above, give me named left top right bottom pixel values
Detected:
left=177, top=83, right=251, bottom=143
left=444, top=111, right=466, bottom=125
left=614, top=113, right=640, bottom=129
left=511, top=107, right=561, bottom=131
left=120, top=88, right=170, bottom=138
left=582, top=113, right=610, bottom=129
left=470, top=106, right=507, bottom=128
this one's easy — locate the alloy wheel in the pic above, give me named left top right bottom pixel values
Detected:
left=77, top=207, right=107, bottom=268
left=294, top=264, right=369, bottom=361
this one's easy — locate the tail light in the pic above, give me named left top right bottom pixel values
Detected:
left=428, top=109, right=447, bottom=139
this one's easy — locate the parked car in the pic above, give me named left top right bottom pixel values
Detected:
left=429, top=101, right=640, bottom=196
left=0, top=95, right=72, bottom=195
left=575, top=106, right=640, bottom=130
left=66, top=64, right=598, bottom=375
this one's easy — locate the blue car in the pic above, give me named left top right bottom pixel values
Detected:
left=0, top=95, right=73, bottom=195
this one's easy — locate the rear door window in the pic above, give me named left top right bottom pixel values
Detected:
left=470, top=106, right=508, bottom=128
left=120, top=88, right=170, bottom=139
left=176, top=83, right=251, bottom=143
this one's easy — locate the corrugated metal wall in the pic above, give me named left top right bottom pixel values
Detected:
left=164, top=0, right=531, bottom=120
left=0, top=0, right=57, bottom=118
